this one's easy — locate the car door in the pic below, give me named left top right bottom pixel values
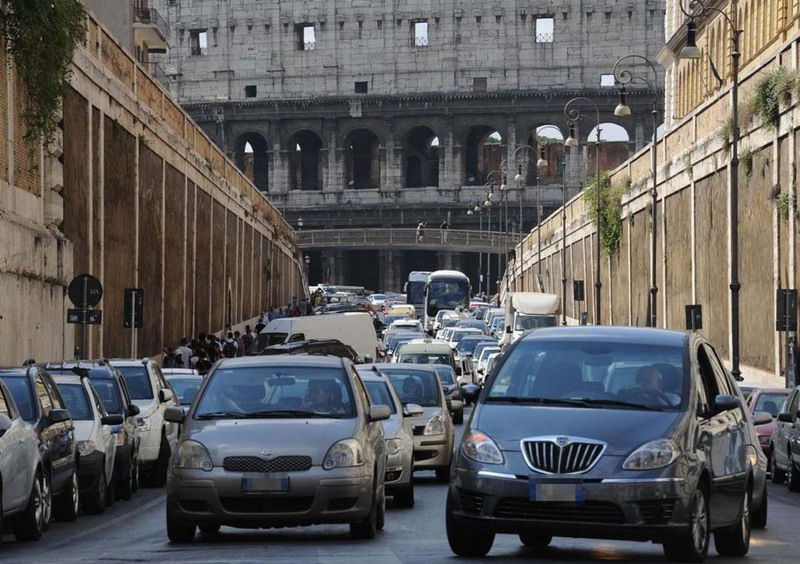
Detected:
left=150, top=365, right=176, bottom=446
left=87, top=381, right=116, bottom=483
left=786, top=390, right=800, bottom=467
left=774, top=389, right=798, bottom=469
left=0, top=384, right=27, bottom=511
left=352, top=366, right=383, bottom=476
left=38, top=370, right=74, bottom=491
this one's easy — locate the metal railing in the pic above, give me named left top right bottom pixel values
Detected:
left=297, top=228, right=520, bottom=252
left=133, top=7, right=169, bottom=41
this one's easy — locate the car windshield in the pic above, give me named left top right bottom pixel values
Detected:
left=59, top=383, right=93, bottom=420
left=383, top=315, right=407, bottom=326
left=168, top=378, right=203, bottom=406
left=451, top=330, right=478, bottom=344
left=391, top=337, right=416, bottom=351
left=194, top=366, right=356, bottom=419
left=385, top=369, right=441, bottom=407
left=486, top=340, right=686, bottom=411
left=0, top=374, right=35, bottom=421
left=398, top=353, right=452, bottom=365
left=363, top=381, right=397, bottom=414
left=754, top=392, right=788, bottom=417
left=406, top=281, right=426, bottom=305
left=457, top=338, right=493, bottom=355
left=89, top=378, right=124, bottom=415
left=457, top=321, right=485, bottom=332
left=255, top=332, right=288, bottom=351
left=515, top=314, right=558, bottom=331
left=115, top=366, right=153, bottom=400
left=433, top=366, right=456, bottom=385
left=480, top=348, right=501, bottom=363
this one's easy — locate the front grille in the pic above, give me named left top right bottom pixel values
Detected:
left=457, top=489, right=485, bottom=514
left=223, top=455, right=312, bottom=473
left=494, top=498, right=624, bottom=523
left=412, top=425, right=425, bottom=436
left=638, top=499, right=677, bottom=524
left=178, top=499, right=211, bottom=513
left=326, top=498, right=358, bottom=511
left=413, top=450, right=438, bottom=461
left=521, top=438, right=604, bottom=474
left=220, top=497, right=313, bottom=514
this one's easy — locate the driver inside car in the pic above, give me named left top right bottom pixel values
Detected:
left=622, top=365, right=680, bottom=407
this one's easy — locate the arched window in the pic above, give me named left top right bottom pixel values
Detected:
left=344, top=129, right=381, bottom=189
left=404, top=126, right=440, bottom=187
left=465, top=127, right=503, bottom=185
left=234, top=133, right=269, bottom=192
left=289, top=130, right=323, bottom=191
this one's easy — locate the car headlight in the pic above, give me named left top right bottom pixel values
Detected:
left=77, top=440, right=97, bottom=457
left=323, top=439, right=365, bottom=470
left=423, top=414, right=447, bottom=436
left=175, top=440, right=213, bottom=471
left=385, top=438, right=403, bottom=456
left=622, top=438, right=679, bottom=470
left=461, top=431, right=503, bottom=464
left=136, top=416, right=150, bottom=431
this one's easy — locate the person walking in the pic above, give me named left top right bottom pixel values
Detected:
left=242, top=325, right=256, bottom=354
left=175, top=338, right=193, bottom=368
left=417, top=221, right=426, bottom=242
left=439, top=218, right=450, bottom=243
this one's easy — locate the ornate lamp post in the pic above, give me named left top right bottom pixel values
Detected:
left=612, top=54, right=660, bottom=328
left=564, top=97, right=602, bottom=325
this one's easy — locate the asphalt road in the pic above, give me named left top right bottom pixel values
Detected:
left=3, top=427, right=800, bottom=563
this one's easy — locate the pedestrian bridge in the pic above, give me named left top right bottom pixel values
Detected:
left=297, top=228, right=519, bottom=254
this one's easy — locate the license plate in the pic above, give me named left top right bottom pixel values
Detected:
left=241, top=476, right=290, bottom=493
left=529, top=479, right=585, bottom=504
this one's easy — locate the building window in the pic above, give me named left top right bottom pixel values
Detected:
left=189, top=29, right=208, bottom=56
left=354, top=81, right=368, bottom=94
left=296, top=23, right=315, bottom=50
left=413, top=20, right=429, bottom=46
left=472, top=77, right=487, bottom=92
left=245, top=85, right=257, bottom=98
left=535, top=17, right=554, bottom=43
left=600, top=74, right=615, bottom=87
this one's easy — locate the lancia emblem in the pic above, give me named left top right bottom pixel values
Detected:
left=556, top=436, right=569, bottom=447
left=261, top=449, right=275, bottom=460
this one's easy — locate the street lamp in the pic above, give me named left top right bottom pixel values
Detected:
left=484, top=197, right=492, bottom=297
left=679, top=0, right=742, bottom=380
left=613, top=54, right=660, bottom=328
left=564, top=97, right=602, bottom=325
left=303, top=253, right=311, bottom=284
left=297, top=216, right=304, bottom=231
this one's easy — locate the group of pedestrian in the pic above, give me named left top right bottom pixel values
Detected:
left=162, top=326, right=259, bottom=373
left=417, top=219, right=450, bottom=243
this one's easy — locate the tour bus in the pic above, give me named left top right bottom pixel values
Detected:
left=405, top=271, right=432, bottom=318
left=423, top=270, right=471, bottom=333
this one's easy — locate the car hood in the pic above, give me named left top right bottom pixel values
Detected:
left=133, top=398, right=158, bottom=417
left=381, top=414, right=403, bottom=439
left=72, top=420, right=95, bottom=442
left=187, top=418, right=358, bottom=465
left=474, top=404, right=681, bottom=456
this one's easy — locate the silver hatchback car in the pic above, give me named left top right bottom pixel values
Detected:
left=164, top=355, right=390, bottom=542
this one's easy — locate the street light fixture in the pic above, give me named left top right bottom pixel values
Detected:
left=679, top=0, right=742, bottom=380
left=565, top=123, right=579, bottom=148
left=536, top=147, right=548, bottom=169
left=612, top=54, right=660, bottom=328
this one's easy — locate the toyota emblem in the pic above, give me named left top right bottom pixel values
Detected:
left=261, top=449, right=275, bottom=460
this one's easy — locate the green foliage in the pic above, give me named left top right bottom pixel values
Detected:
left=776, top=191, right=794, bottom=220
left=582, top=173, right=626, bottom=256
left=739, top=147, right=754, bottom=180
left=751, top=66, right=798, bottom=130
left=718, top=117, right=733, bottom=155
left=1, top=0, right=86, bottom=149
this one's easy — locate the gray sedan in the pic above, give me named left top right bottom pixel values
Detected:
left=164, top=355, right=391, bottom=541
left=447, top=326, right=766, bottom=562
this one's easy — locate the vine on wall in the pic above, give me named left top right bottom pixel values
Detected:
left=1, top=0, right=86, bottom=149
left=582, top=173, right=627, bottom=256
left=751, top=66, right=798, bottom=130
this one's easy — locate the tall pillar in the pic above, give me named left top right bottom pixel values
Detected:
left=506, top=116, right=517, bottom=172
left=437, top=251, right=456, bottom=271
left=324, top=119, right=338, bottom=192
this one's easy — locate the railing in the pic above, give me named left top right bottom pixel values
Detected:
left=133, top=7, right=169, bottom=41
left=297, top=228, right=521, bottom=252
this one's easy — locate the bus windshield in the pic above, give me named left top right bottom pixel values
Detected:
left=406, top=281, right=426, bottom=306
left=426, top=279, right=470, bottom=316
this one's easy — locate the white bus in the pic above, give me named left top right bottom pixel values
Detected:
left=423, top=270, right=471, bottom=332
left=405, top=271, right=431, bottom=318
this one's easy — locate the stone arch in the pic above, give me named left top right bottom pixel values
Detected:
left=344, top=128, right=381, bottom=189
left=234, top=132, right=269, bottom=192
left=465, top=126, right=504, bottom=185
left=403, top=126, right=440, bottom=188
left=288, top=130, right=323, bottom=191
left=522, top=124, right=565, bottom=185
left=587, top=123, right=632, bottom=174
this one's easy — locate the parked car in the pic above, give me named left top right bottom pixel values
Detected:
left=771, top=384, right=800, bottom=490
left=446, top=326, right=767, bottom=561
left=110, top=359, right=178, bottom=487
left=357, top=365, right=420, bottom=507
left=46, top=361, right=141, bottom=501
left=162, top=368, right=205, bottom=407
left=376, top=364, right=454, bottom=482
left=455, top=319, right=488, bottom=335
left=474, top=346, right=502, bottom=383
left=745, top=387, right=790, bottom=470
left=52, top=372, right=123, bottom=513
left=0, top=379, right=46, bottom=541
left=257, top=339, right=360, bottom=362
left=432, top=364, right=465, bottom=424
left=447, top=328, right=484, bottom=351
left=394, top=339, right=457, bottom=371
left=164, top=355, right=390, bottom=542
left=0, top=365, right=79, bottom=523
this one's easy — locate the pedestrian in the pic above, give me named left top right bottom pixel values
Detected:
left=254, top=320, right=265, bottom=334
left=162, top=347, right=183, bottom=368
left=175, top=337, right=193, bottom=368
left=195, top=350, right=212, bottom=374
left=222, top=332, right=238, bottom=358
left=439, top=218, right=450, bottom=243
left=234, top=330, right=244, bottom=356
left=242, top=325, right=255, bottom=354
left=267, top=305, right=278, bottom=322
left=417, top=221, right=426, bottom=242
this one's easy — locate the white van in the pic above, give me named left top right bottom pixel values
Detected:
left=256, top=312, right=379, bottom=360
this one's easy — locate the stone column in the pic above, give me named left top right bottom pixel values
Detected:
left=505, top=115, right=517, bottom=174
left=437, top=251, right=455, bottom=271
left=325, top=121, right=340, bottom=192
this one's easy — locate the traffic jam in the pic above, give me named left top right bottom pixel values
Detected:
left=1, top=269, right=798, bottom=563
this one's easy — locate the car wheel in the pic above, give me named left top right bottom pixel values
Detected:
left=519, top=532, right=552, bottom=548
left=788, top=459, right=800, bottom=492
left=393, top=481, right=415, bottom=508
left=770, top=448, right=786, bottom=483
left=198, top=524, right=221, bottom=534
left=13, top=472, right=45, bottom=542
left=150, top=432, right=170, bottom=488
left=715, top=487, right=751, bottom=556
left=350, top=491, right=378, bottom=539
left=83, top=468, right=107, bottom=515
left=166, top=504, right=196, bottom=543
left=131, top=450, right=140, bottom=493
left=435, top=466, right=450, bottom=483
left=662, top=485, right=709, bottom=563
left=751, top=484, right=767, bottom=529
left=116, top=458, right=133, bottom=501
left=53, top=469, right=80, bottom=522
left=446, top=493, right=494, bottom=556
left=105, top=472, right=116, bottom=507
left=376, top=487, right=386, bottom=531
left=453, top=410, right=464, bottom=425
left=40, top=470, right=52, bottom=529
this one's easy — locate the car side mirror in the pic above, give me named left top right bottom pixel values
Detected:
left=101, top=414, right=124, bottom=426
left=713, top=394, right=739, bottom=413
left=159, top=388, right=174, bottom=403
left=777, top=411, right=794, bottom=423
left=127, top=404, right=141, bottom=417
left=403, top=403, right=424, bottom=417
left=462, top=384, right=481, bottom=402
left=49, top=408, right=72, bottom=424
left=368, top=404, right=391, bottom=422
left=752, top=411, right=773, bottom=426
left=0, top=413, right=12, bottom=435
left=164, top=406, right=185, bottom=424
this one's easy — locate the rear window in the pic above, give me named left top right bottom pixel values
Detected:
left=364, top=381, right=397, bottom=414
left=90, top=379, right=124, bottom=414
left=754, top=392, right=788, bottom=417
left=256, top=332, right=288, bottom=351
left=115, top=366, right=154, bottom=400
left=58, top=384, right=93, bottom=421
left=398, top=353, right=452, bottom=366
left=168, top=378, right=203, bottom=406
left=0, top=375, right=35, bottom=421
left=384, top=369, right=441, bottom=407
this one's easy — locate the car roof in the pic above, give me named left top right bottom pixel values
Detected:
left=518, top=326, right=689, bottom=347
left=749, top=387, right=791, bottom=394
left=215, top=355, right=346, bottom=369
left=163, top=369, right=201, bottom=377
left=354, top=365, right=391, bottom=382
left=52, top=373, right=87, bottom=384
left=460, top=335, right=494, bottom=342
left=372, top=363, right=437, bottom=373
left=399, top=340, right=452, bottom=351
left=108, top=358, right=153, bottom=367
left=0, top=367, right=29, bottom=376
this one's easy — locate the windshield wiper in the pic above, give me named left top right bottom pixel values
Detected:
left=485, top=396, right=595, bottom=407
left=568, top=398, right=665, bottom=411
left=195, top=411, right=247, bottom=419
left=240, top=410, right=342, bottom=419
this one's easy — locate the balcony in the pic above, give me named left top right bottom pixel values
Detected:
left=145, top=62, right=169, bottom=88
left=133, top=7, right=169, bottom=52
